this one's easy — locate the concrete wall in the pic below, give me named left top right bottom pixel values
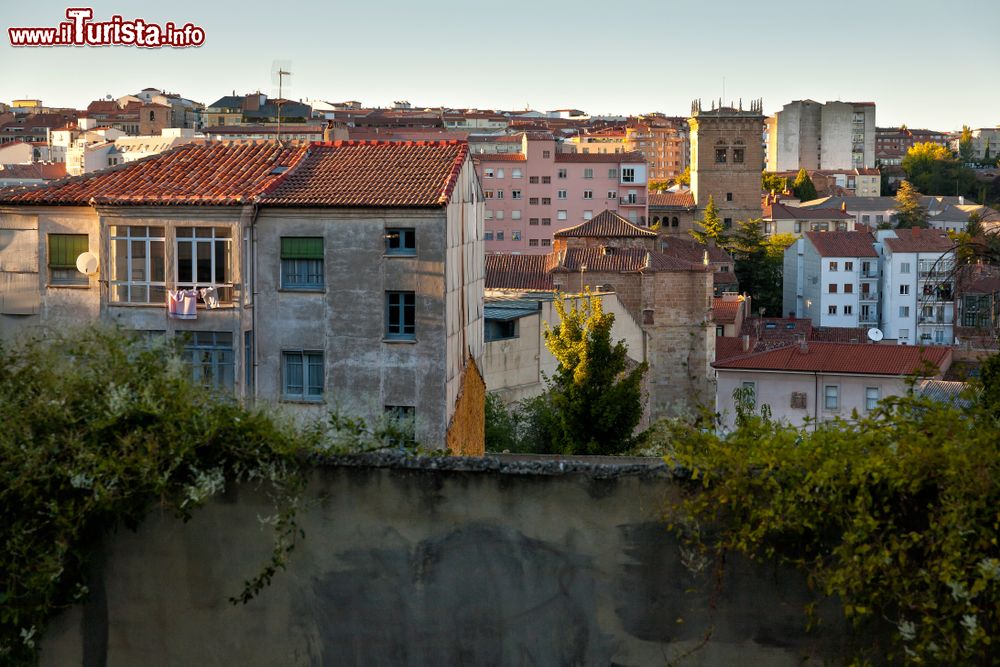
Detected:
left=40, top=454, right=850, bottom=667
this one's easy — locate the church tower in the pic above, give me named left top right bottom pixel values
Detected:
left=688, top=98, right=765, bottom=228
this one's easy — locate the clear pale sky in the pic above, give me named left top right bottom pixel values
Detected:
left=2, top=0, right=997, bottom=131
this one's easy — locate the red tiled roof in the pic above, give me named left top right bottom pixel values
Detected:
left=554, top=151, right=645, bottom=163
left=714, top=271, right=739, bottom=286
left=764, top=202, right=852, bottom=220
left=659, top=236, right=733, bottom=264
left=554, top=210, right=656, bottom=238
left=883, top=228, right=954, bottom=253
left=712, top=297, right=743, bottom=324
left=810, top=327, right=870, bottom=343
left=472, top=153, right=526, bottom=162
left=485, top=254, right=554, bottom=291
left=649, top=191, right=695, bottom=208
left=804, top=231, right=878, bottom=257
left=0, top=141, right=306, bottom=205
left=0, top=140, right=470, bottom=209
left=713, top=341, right=951, bottom=376
left=263, top=140, right=469, bottom=207
left=0, top=163, right=67, bottom=180
left=715, top=336, right=756, bottom=361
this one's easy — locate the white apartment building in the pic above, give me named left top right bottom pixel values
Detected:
left=766, top=100, right=876, bottom=171
left=877, top=228, right=955, bottom=345
left=783, top=231, right=880, bottom=326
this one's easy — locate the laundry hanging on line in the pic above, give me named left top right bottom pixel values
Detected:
left=168, top=289, right=198, bottom=320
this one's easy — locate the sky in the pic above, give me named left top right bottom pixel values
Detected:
left=1, top=0, right=998, bottom=131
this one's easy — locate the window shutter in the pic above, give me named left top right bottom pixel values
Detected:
left=280, top=237, right=323, bottom=259
left=48, top=234, right=89, bottom=269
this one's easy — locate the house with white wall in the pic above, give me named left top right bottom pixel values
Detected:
left=783, top=231, right=879, bottom=326
left=877, top=228, right=955, bottom=345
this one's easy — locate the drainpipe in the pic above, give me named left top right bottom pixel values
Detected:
left=813, top=371, right=819, bottom=430
left=245, top=202, right=260, bottom=403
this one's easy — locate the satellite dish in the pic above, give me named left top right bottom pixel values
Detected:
left=76, top=252, right=99, bottom=276
left=867, top=327, right=884, bottom=343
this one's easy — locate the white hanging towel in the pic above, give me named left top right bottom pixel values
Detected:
left=168, top=289, right=198, bottom=320
left=199, top=286, right=220, bottom=309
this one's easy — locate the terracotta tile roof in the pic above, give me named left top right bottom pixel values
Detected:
left=883, top=228, right=955, bottom=253
left=0, top=163, right=67, bottom=180
left=649, top=191, right=695, bottom=208
left=715, top=336, right=756, bottom=361
left=740, top=317, right=814, bottom=352
left=554, top=210, right=656, bottom=238
left=0, top=141, right=307, bottom=205
left=810, top=327, right=870, bottom=343
left=764, top=202, right=853, bottom=220
left=659, top=236, right=733, bottom=264
left=472, top=153, right=527, bottom=162
left=805, top=231, right=878, bottom=257
left=553, top=151, right=645, bottom=163
left=0, top=140, right=470, bottom=209
left=714, top=271, right=739, bottom=286
left=713, top=297, right=743, bottom=324
left=263, top=140, right=469, bottom=207
left=713, top=341, right=951, bottom=376
left=485, top=254, right=554, bottom=291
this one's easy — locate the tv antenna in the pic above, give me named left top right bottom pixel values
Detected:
left=271, top=60, right=292, bottom=142
left=867, top=327, right=884, bottom=343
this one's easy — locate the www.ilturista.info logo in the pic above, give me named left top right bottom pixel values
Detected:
left=8, top=8, right=205, bottom=48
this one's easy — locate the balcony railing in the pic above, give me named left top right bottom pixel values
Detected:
left=918, top=316, right=953, bottom=325
left=861, top=271, right=878, bottom=279
left=619, top=196, right=646, bottom=206
left=859, top=294, right=878, bottom=303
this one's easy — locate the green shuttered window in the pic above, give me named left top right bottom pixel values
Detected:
left=280, top=237, right=324, bottom=290
left=280, top=237, right=323, bottom=260
left=48, top=234, right=88, bottom=269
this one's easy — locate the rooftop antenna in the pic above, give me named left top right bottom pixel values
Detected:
left=271, top=60, right=292, bottom=143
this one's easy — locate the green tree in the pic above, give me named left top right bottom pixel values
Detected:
left=690, top=195, right=728, bottom=245
left=902, top=141, right=978, bottom=196
left=726, top=218, right=788, bottom=316
left=648, top=178, right=672, bottom=193
left=894, top=180, right=929, bottom=228
left=543, top=292, right=647, bottom=455
left=762, top=171, right=788, bottom=195
left=672, top=165, right=690, bottom=187
left=485, top=392, right=518, bottom=452
left=960, top=125, right=975, bottom=164
left=791, top=168, right=818, bottom=201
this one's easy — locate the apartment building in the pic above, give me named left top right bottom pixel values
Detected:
left=876, top=126, right=950, bottom=167
left=769, top=168, right=881, bottom=197
left=0, top=139, right=484, bottom=450
left=624, top=115, right=689, bottom=181
left=877, top=228, right=956, bottom=345
left=473, top=133, right=648, bottom=254
left=766, top=100, right=876, bottom=171
left=783, top=231, right=880, bottom=326
left=763, top=200, right=856, bottom=237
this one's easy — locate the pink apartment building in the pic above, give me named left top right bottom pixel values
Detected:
left=473, top=133, right=648, bottom=254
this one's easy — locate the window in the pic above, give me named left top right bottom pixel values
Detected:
left=384, top=405, right=416, bottom=445
left=583, top=168, right=593, bottom=179
left=484, top=168, right=494, bottom=178
left=485, top=319, right=517, bottom=341
left=511, top=210, right=521, bottom=220
left=607, top=190, right=617, bottom=199
left=542, top=150, right=551, bottom=159
left=484, top=190, right=494, bottom=199
left=671, top=217, right=679, bottom=227
left=844, top=305, right=853, bottom=315
left=110, top=225, right=166, bottom=304
left=541, top=218, right=551, bottom=226
left=511, top=168, right=522, bottom=179
left=899, top=306, right=910, bottom=317
left=828, top=305, right=837, bottom=315
left=541, top=197, right=551, bottom=205
left=48, top=233, right=89, bottom=286
left=542, top=176, right=551, bottom=184
left=741, top=381, right=756, bottom=407
left=715, top=149, right=727, bottom=163
left=497, top=169, right=505, bottom=178
left=557, top=210, right=567, bottom=220
left=621, top=168, right=635, bottom=183
left=865, top=386, right=880, bottom=411
left=899, top=328, right=909, bottom=340
left=495, top=210, right=504, bottom=220
left=829, top=283, right=838, bottom=294
left=529, top=197, right=539, bottom=205
left=557, top=168, right=567, bottom=179
left=511, top=190, right=522, bottom=200
left=845, top=262, right=854, bottom=271
left=844, top=283, right=853, bottom=294
left=511, top=230, right=521, bottom=241
left=608, top=168, right=618, bottom=178
left=876, top=215, right=884, bottom=224
left=282, top=351, right=324, bottom=401
left=900, top=262, right=911, bottom=274
left=484, top=231, right=494, bottom=240
left=733, top=148, right=744, bottom=163
left=385, top=291, right=416, bottom=340
left=496, top=231, right=504, bottom=240
left=280, top=237, right=324, bottom=290
left=716, top=325, right=724, bottom=336
left=583, top=211, right=593, bottom=220
left=900, top=284, right=910, bottom=295
left=175, top=227, right=232, bottom=302
left=485, top=210, right=494, bottom=220
left=824, top=385, right=839, bottom=410
left=183, top=331, right=234, bottom=391
left=583, top=190, right=593, bottom=199
left=528, top=239, right=539, bottom=247
left=529, top=176, right=539, bottom=184
left=726, top=192, right=733, bottom=202
left=790, top=392, right=808, bottom=409
left=541, top=239, right=551, bottom=247
left=496, top=190, right=505, bottom=199
left=723, top=218, right=732, bottom=229
left=529, top=218, right=539, bottom=226
left=829, top=261, right=838, bottom=271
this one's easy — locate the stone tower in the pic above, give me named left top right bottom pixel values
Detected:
left=688, top=98, right=765, bottom=228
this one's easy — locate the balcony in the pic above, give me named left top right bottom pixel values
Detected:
left=918, top=316, right=953, bottom=325
left=619, top=196, right=646, bottom=206
left=861, top=270, right=878, bottom=279
left=859, top=293, right=878, bottom=303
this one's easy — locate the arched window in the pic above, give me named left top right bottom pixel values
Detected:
left=671, top=217, right=679, bottom=227
left=149, top=111, right=155, bottom=122
left=714, top=139, right=727, bottom=164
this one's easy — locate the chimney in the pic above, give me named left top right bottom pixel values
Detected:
left=795, top=333, right=808, bottom=353
left=741, top=335, right=750, bottom=352
left=959, top=195, right=965, bottom=205
left=323, top=120, right=336, bottom=142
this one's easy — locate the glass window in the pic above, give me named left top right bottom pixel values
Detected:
left=385, top=291, right=416, bottom=340
left=583, top=168, right=593, bottom=179
left=900, top=285, right=909, bottom=295
left=824, top=385, right=839, bottom=410
left=557, top=168, right=567, bottom=179
left=511, top=168, right=522, bottom=179
left=715, top=149, right=727, bottom=163
left=741, top=381, right=756, bottom=407
left=541, top=218, right=551, bottom=226
left=829, top=262, right=838, bottom=271
left=733, top=148, right=744, bottom=163
left=608, top=168, right=618, bottom=178
left=899, top=306, right=910, bottom=317
left=176, top=227, right=233, bottom=302
left=583, top=190, right=593, bottom=199
left=511, top=190, right=522, bottom=200
left=865, top=386, right=880, bottom=411
left=385, top=228, right=416, bottom=256
left=845, top=262, right=853, bottom=271
left=512, top=230, right=521, bottom=241
left=621, top=168, right=635, bottom=183
left=282, top=351, right=324, bottom=400
left=557, top=210, right=567, bottom=220
left=900, top=262, right=911, bottom=273
left=48, top=233, right=89, bottom=286
left=109, top=225, right=166, bottom=304
left=280, top=237, right=324, bottom=290
left=183, top=331, right=234, bottom=391
left=828, top=305, right=837, bottom=315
